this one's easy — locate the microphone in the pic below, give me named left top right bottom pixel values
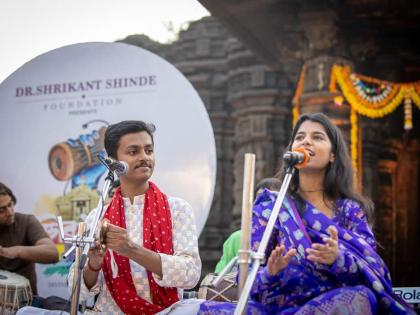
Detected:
left=283, top=148, right=310, bottom=168
left=103, top=157, right=129, bottom=176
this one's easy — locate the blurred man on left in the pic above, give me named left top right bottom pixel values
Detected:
left=0, top=182, right=59, bottom=297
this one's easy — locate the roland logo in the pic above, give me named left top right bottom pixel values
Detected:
left=393, top=287, right=420, bottom=303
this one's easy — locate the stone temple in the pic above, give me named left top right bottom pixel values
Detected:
left=120, top=0, right=420, bottom=286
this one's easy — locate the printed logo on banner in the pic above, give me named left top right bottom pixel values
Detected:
left=0, top=42, right=216, bottom=299
left=393, top=287, right=420, bottom=304
left=15, top=75, right=157, bottom=116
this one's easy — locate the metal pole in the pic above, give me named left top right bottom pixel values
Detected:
left=234, top=167, right=295, bottom=315
left=59, top=170, right=115, bottom=314
left=212, top=256, right=238, bottom=287
left=70, top=222, right=86, bottom=315
left=238, top=153, right=255, bottom=309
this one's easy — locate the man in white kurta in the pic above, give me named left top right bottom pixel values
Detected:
left=68, top=195, right=200, bottom=314
left=67, top=120, right=201, bottom=314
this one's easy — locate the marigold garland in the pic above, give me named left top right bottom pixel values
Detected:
left=293, top=64, right=419, bottom=191
left=412, top=85, right=420, bottom=110
left=404, top=87, right=413, bottom=130
left=349, top=74, right=398, bottom=108
left=328, top=64, right=420, bottom=189
left=292, top=64, right=306, bottom=126
left=330, top=65, right=420, bottom=119
left=350, top=108, right=358, bottom=186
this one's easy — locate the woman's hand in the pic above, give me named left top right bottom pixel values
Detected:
left=267, top=245, right=296, bottom=276
left=306, top=225, right=339, bottom=265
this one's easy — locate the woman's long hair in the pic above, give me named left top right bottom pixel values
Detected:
left=276, top=112, right=374, bottom=224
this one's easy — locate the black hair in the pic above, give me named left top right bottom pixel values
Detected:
left=276, top=112, right=374, bottom=224
left=254, top=177, right=282, bottom=197
left=0, top=182, right=17, bottom=204
left=104, top=120, right=156, bottom=159
left=107, top=179, right=121, bottom=199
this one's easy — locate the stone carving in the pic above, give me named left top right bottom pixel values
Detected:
left=317, top=63, right=325, bottom=90
left=299, top=10, right=338, bottom=51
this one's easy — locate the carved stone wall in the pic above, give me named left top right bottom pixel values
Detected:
left=120, top=8, right=420, bottom=284
left=227, top=37, right=292, bottom=227
left=167, top=19, right=237, bottom=274
left=288, top=5, right=420, bottom=286
left=120, top=17, right=296, bottom=275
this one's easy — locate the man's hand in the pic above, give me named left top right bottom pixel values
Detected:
left=102, top=224, right=163, bottom=278
left=87, top=241, right=106, bottom=270
left=83, top=240, right=106, bottom=289
left=0, top=245, right=20, bottom=259
left=267, top=245, right=296, bottom=276
left=306, top=225, right=339, bottom=265
left=104, top=224, right=136, bottom=257
left=0, top=239, right=58, bottom=263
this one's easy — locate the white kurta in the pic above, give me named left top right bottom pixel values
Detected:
left=68, top=194, right=201, bottom=314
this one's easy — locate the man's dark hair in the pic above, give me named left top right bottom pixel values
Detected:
left=254, top=177, right=282, bottom=197
left=104, top=120, right=156, bottom=159
left=0, top=182, right=17, bottom=204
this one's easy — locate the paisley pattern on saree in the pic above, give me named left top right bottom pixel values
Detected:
left=199, top=189, right=414, bottom=314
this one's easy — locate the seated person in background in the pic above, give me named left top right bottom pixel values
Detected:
left=68, top=120, right=201, bottom=314
left=0, top=182, right=59, bottom=297
left=199, top=112, right=414, bottom=314
left=214, top=178, right=281, bottom=274
left=214, top=230, right=241, bottom=275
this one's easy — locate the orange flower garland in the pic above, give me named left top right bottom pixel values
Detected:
left=292, top=64, right=419, bottom=190
left=330, top=65, right=420, bottom=120
left=328, top=64, right=420, bottom=189
left=404, top=87, right=413, bottom=130
left=350, top=108, right=358, bottom=186
left=292, top=64, right=306, bottom=126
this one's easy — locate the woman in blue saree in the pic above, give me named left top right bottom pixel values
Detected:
left=199, top=113, right=414, bottom=315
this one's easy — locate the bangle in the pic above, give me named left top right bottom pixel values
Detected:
left=87, top=260, right=102, bottom=272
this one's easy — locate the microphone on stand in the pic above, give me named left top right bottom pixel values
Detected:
left=103, top=157, right=129, bottom=176
left=283, top=148, right=310, bottom=168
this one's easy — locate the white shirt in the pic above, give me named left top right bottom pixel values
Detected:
left=68, top=194, right=201, bottom=314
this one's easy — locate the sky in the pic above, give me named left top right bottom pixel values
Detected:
left=0, top=0, right=209, bottom=83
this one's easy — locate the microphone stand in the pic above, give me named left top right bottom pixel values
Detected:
left=57, top=164, right=115, bottom=315
left=70, top=222, right=86, bottom=314
left=233, top=165, right=296, bottom=315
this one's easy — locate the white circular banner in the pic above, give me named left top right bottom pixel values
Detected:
left=0, top=42, right=216, bottom=297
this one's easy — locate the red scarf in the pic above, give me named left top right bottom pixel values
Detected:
left=102, top=182, right=179, bottom=314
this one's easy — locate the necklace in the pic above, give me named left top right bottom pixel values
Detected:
left=299, top=188, right=324, bottom=193
left=311, top=198, right=329, bottom=209
left=298, top=190, right=333, bottom=211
